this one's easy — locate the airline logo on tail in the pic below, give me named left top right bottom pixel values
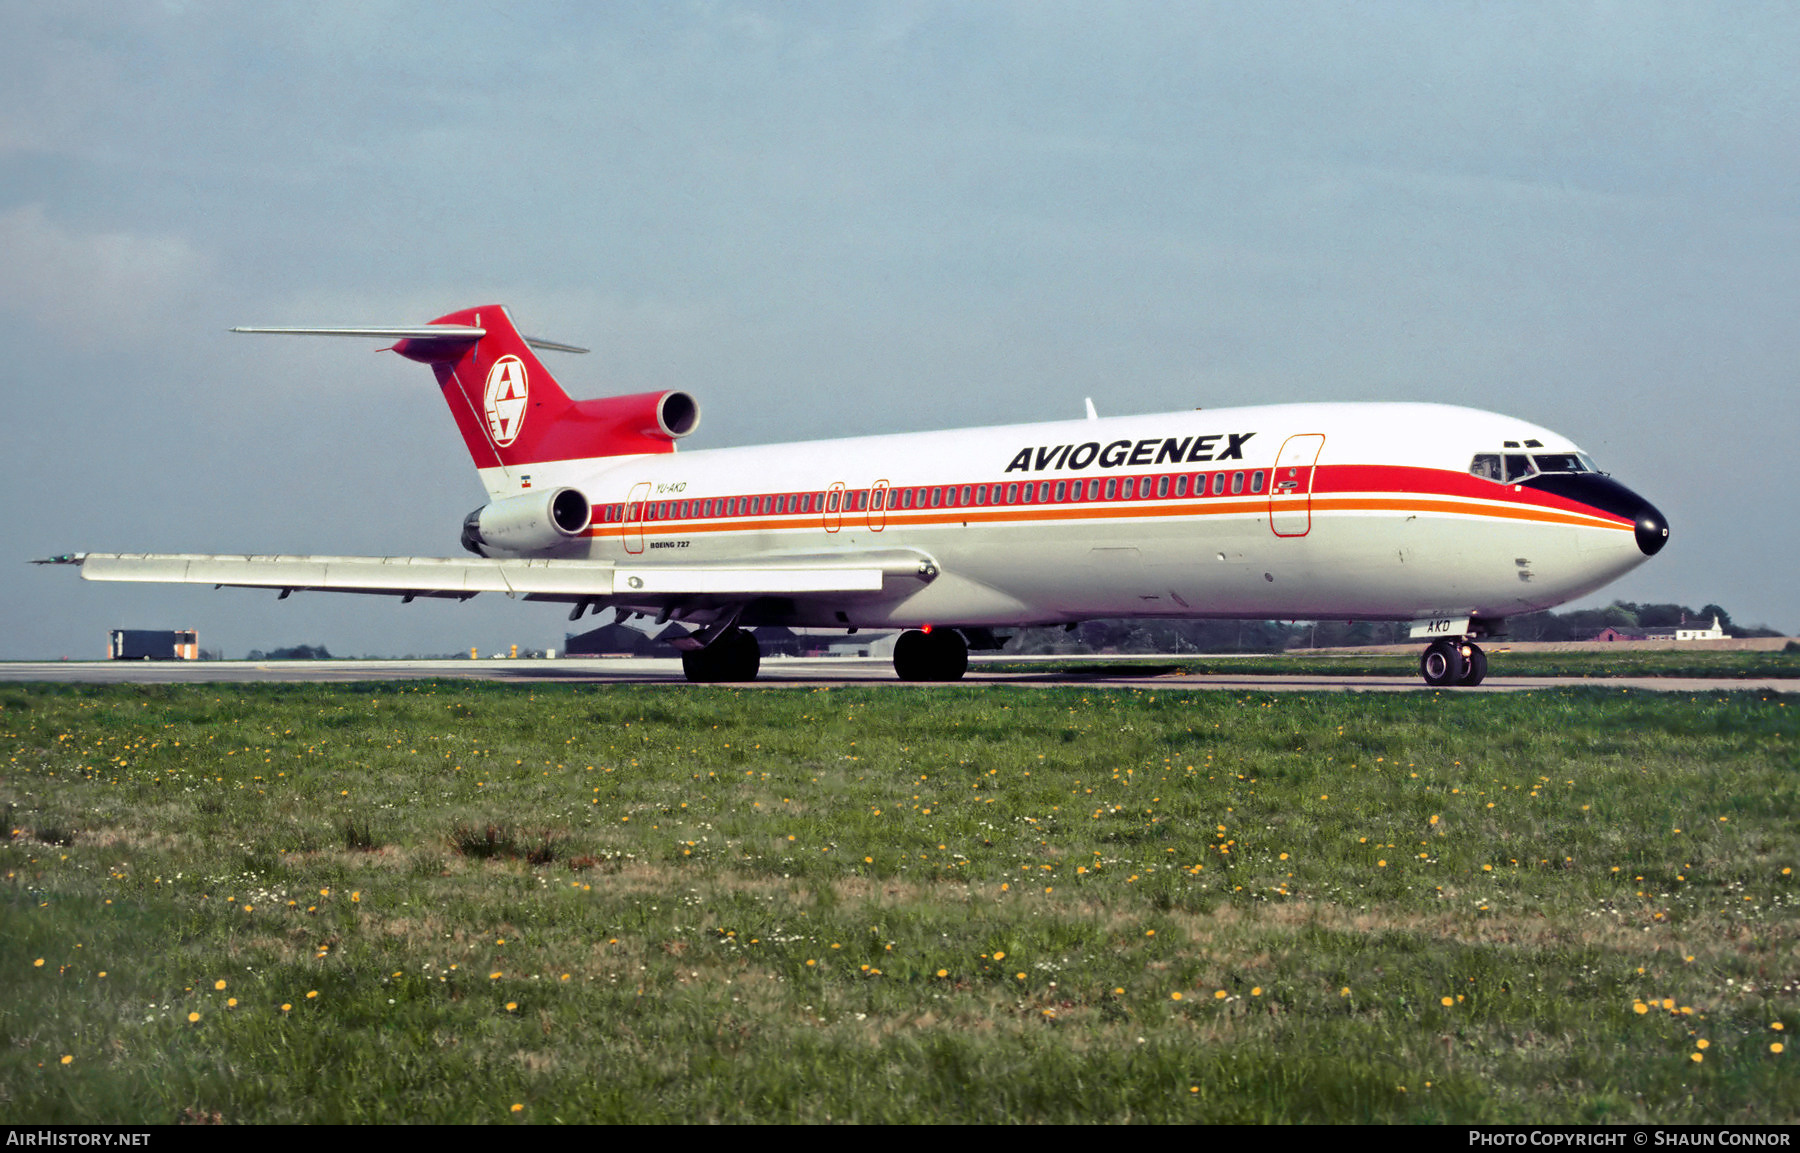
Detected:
left=483, top=355, right=529, bottom=446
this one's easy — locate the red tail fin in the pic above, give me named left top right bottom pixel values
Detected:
left=393, top=305, right=699, bottom=472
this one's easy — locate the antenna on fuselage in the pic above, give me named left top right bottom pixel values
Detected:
left=1084, top=397, right=1098, bottom=420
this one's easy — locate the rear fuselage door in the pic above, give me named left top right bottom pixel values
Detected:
left=1269, top=434, right=1325, bottom=537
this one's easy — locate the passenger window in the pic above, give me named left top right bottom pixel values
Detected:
left=930, top=488, right=943, bottom=508
left=1006, top=483, right=1019, bottom=504
left=1157, top=475, right=1170, bottom=498
left=1054, top=480, right=1067, bottom=501
left=1250, top=471, right=1265, bottom=494
left=1104, top=478, right=1117, bottom=500
left=1175, top=475, right=1187, bottom=497
left=1213, top=471, right=1226, bottom=494
left=1231, top=472, right=1245, bottom=495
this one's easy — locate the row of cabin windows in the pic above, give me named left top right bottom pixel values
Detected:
left=595, top=469, right=1270, bottom=525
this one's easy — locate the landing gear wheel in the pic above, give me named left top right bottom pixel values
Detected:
left=680, top=627, right=762, bottom=683
left=1419, top=639, right=1468, bottom=687
left=1458, top=643, right=1488, bottom=687
left=893, top=629, right=969, bottom=681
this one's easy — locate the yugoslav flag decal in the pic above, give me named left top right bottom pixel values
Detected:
left=482, top=355, right=529, bottom=447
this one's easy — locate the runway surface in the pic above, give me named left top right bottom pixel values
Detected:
left=1, top=656, right=1791, bottom=694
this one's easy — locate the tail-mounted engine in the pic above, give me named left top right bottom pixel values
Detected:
left=461, top=487, right=591, bottom=556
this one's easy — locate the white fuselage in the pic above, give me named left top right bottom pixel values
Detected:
left=473, top=402, right=1653, bottom=631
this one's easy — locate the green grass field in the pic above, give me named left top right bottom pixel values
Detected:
left=3, top=682, right=1795, bottom=1123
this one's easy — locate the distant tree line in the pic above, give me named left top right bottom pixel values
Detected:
left=245, top=644, right=334, bottom=660
left=1505, top=601, right=1782, bottom=642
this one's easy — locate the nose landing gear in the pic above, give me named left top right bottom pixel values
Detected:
left=1420, top=638, right=1487, bottom=687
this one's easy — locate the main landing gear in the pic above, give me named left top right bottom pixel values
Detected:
left=893, top=628, right=969, bottom=682
left=680, top=627, right=761, bottom=683
left=1419, top=638, right=1488, bottom=688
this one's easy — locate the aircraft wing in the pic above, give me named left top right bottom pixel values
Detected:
left=36, top=550, right=936, bottom=603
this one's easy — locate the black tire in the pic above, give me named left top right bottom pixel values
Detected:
left=681, top=647, right=722, bottom=683
left=725, top=628, right=761, bottom=682
left=1419, top=639, right=1467, bottom=687
left=681, top=628, right=761, bottom=683
left=893, top=629, right=968, bottom=681
left=893, top=630, right=933, bottom=681
left=1458, top=643, right=1488, bottom=687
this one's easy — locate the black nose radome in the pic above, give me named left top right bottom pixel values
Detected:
left=1521, top=473, right=1669, bottom=558
left=1634, top=503, right=1670, bottom=556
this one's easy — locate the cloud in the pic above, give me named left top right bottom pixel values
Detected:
left=0, top=204, right=213, bottom=340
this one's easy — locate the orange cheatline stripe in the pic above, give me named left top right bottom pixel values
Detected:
left=588, top=492, right=1632, bottom=539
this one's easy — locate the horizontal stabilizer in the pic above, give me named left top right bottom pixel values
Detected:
left=231, top=325, right=587, bottom=354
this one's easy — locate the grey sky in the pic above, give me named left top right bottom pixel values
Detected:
left=5, top=2, right=1795, bottom=659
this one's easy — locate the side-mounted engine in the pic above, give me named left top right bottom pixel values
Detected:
left=461, top=487, right=591, bottom=557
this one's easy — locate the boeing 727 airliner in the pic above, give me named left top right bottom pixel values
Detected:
left=41, top=304, right=1669, bottom=686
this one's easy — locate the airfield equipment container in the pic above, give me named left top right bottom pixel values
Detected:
left=109, top=629, right=199, bottom=660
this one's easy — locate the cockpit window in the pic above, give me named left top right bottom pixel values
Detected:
left=1469, top=454, right=1502, bottom=481
left=1532, top=453, right=1591, bottom=474
left=1504, top=454, right=1535, bottom=482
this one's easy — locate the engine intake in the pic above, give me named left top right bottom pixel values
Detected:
left=462, top=487, right=591, bottom=556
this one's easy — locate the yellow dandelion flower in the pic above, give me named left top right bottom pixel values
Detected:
left=993, top=951, right=1005, bottom=961
left=306, top=990, right=318, bottom=999
left=1696, top=1039, right=1710, bottom=1050
left=1774, top=1023, right=1786, bottom=1031
left=1251, top=987, right=1263, bottom=997
left=1016, top=972, right=1026, bottom=981
left=1773, top=1043, right=1785, bottom=1054
left=1215, top=989, right=1227, bottom=1000
left=506, top=1002, right=518, bottom=1011
left=1634, top=1002, right=1649, bottom=1014
left=351, top=892, right=360, bottom=903
left=1441, top=996, right=1454, bottom=1007
left=936, top=969, right=948, bottom=978
left=490, top=971, right=502, bottom=980
left=281, top=1003, right=292, bottom=1012
left=33, top=959, right=44, bottom=968
left=215, top=979, right=227, bottom=990
left=1341, top=987, right=1350, bottom=996
left=1171, top=991, right=1183, bottom=1001
left=60, top=1055, right=72, bottom=1065
left=1690, top=1052, right=1703, bottom=1063
left=511, top=1103, right=524, bottom=1113
left=1114, top=987, right=1125, bottom=995
left=226, top=998, right=237, bottom=1008
left=187, top=1012, right=200, bottom=1023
